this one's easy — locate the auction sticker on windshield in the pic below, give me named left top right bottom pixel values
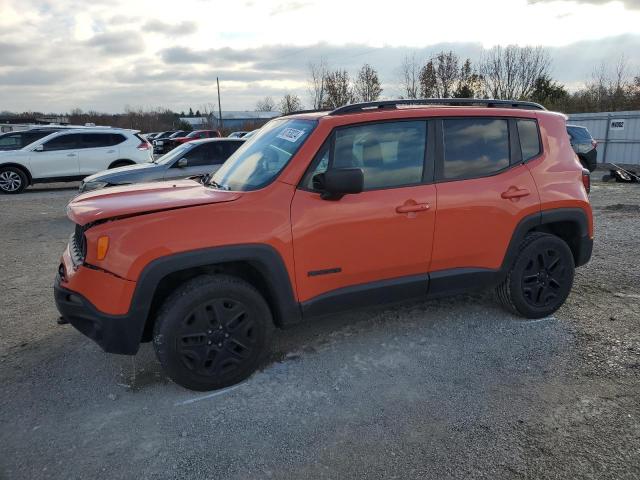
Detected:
left=277, top=128, right=306, bottom=143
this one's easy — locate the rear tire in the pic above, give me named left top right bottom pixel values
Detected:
left=497, top=233, right=575, bottom=319
left=153, top=274, right=274, bottom=391
left=0, top=166, right=28, bottom=194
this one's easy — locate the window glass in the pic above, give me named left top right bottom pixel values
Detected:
left=0, top=134, right=21, bottom=148
left=43, top=134, right=81, bottom=151
left=331, top=121, right=426, bottom=190
left=185, top=143, right=224, bottom=166
left=24, top=131, right=53, bottom=147
left=302, top=143, right=330, bottom=189
left=222, top=141, right=243, bottom=159
left=211, top=119, right=316, bottom=191
left=81, top=133, right=112, bottom=148
left=442, top=118, right=509, bottom=179
left=517, top=119, right=541, bottom=161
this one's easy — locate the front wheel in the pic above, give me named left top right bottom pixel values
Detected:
left=0, top=166, right=28, bottom=194
left=497, top=233, right=575, bottom=319
left=153, top=275, right=274, bottom=391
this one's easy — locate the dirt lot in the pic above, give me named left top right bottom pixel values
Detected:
left=1, top=180, right=639, bottom=479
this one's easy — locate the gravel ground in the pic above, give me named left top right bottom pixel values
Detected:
left=0, top=180, right=639, bottom=479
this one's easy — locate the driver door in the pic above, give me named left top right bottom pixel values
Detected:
left=290, top=120, right=436, bottom=307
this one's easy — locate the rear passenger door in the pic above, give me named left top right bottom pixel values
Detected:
left=430, top=116, right=541, bottom=278
left=78, top=133, right=123, bottom=174
left=291, top=120, right=437, bottom=305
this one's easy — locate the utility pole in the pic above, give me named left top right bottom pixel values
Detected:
left=216, top=77, right=223, bottom=131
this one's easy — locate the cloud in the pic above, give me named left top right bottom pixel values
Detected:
left=269, top=1, right=310, bottom=15
left=0, top=68, right=76, bottom=86
left=528, top=0, right=640, bottom=9
left=144, top=20, right=198, bottom=36
left=85, top=31, right=145, bottom=54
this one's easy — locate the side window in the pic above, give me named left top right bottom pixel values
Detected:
left=302, top=143, right=330, bottom=190
left=181, top=145, right=205, bottom=165
left=332, top=121, right=426, bottom=190
left=517, top=119, right=541, bottom=161
left=81, top=134, right=112, bottom=149
left=43, top=134, right=81, bottom=151
left=194, top=143, right=225, bottom=166
left=0, top=134, right=22, bottom=148
left=223, top=141, right=243, bottom=159
left=109, top=134, right=126, bottom=145
left=441, top=118, right=509, bottom=180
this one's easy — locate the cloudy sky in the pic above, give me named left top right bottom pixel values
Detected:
left=1, top=0, right=639, bottom=113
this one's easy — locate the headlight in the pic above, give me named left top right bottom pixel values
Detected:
left=79, top=181, right=109, bottom=193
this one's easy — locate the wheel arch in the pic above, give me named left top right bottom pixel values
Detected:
left=502, top=208, right=592, bottom=272
left=135, top=245, right=301, bottom=343
left=0, top=162, right=33, bottom=185
left=108, top=159, right=135, bottom=169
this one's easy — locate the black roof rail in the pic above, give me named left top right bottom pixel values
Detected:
left=329, top=98, right=546, bottom=115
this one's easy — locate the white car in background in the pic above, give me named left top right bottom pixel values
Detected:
left=0, top=129, right=152, bottom=194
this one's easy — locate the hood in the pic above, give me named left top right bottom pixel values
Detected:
left=67, top=179, right=241, bottom=225
left=83, top=162, right=157, bottom=182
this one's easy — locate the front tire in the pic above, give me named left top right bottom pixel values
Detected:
left=153, top=275, right=274, bottom=391
left=0, top=166, right=28, bottom=194
left=497, top=233, right=575, bottom=319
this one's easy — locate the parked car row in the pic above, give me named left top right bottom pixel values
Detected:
left=0, top=126, right=246, bottom=194
left=152, top=130, right=221, bottom=155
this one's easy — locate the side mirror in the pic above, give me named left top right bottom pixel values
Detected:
left=34, top=145, right=44, bottom=152
left=177, top=158, right=188, bottom=168
left=312, top=168, right=364, bottom=200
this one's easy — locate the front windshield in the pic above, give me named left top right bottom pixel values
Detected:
left=154, top=143, right=193, bottom=164
left=210, top=118, right=316, bottom=191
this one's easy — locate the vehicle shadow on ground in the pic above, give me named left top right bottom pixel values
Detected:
left=109, top=290, right=561, bottom=394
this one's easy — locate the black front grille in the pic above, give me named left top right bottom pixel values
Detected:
left=69, top=224, right=87, bottom=265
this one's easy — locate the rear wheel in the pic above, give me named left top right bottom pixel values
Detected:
left=0, top=166, right=28, bottom=194
left=153, top=275, right=274, bottom=391
left=497, top=233, right=575, bottom=319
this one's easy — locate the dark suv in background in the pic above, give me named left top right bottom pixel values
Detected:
left=567, top=125, right=598, bottom=172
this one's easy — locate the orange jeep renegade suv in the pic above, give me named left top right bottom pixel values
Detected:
left=55, top=99, right=593, bottom=391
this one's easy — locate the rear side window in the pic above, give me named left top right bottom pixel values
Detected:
left=43, top=134, right=82, bottom=151
left=517, top=119, right=541, bottom=161
left=332, top=121, right=426, bottom=190
left=567, top=126, right=592, bottom=142
left=81, top=133, right=126, bottom=148
left=442, top=118, right=509, bottom=180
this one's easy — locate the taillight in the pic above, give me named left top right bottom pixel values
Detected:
left=582, top=169, right=591, bottom=194
left=591, top=139, right=598, bottom=149
left=137, top=141, right=151, bottom=150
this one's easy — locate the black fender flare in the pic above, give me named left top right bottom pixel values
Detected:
left=501, top=207, right=592, bottom=272
left=130, top=243, right=301, bottom=332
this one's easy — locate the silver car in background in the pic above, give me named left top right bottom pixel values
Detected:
left=79, top=138, right=244, bottom=192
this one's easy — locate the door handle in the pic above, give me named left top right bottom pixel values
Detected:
left=396, top=202, right=430, bottom=214
left=66, top=153, right=77, bottom=157
left=106, top=149, right=115, bottom=153
left=501, top=187, right=530, bottom=200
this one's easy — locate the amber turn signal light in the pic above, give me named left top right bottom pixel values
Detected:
left=96, top=236, right=109, bottom=260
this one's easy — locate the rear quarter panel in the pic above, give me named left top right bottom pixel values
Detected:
left=529, top=112, right=593, bottom=237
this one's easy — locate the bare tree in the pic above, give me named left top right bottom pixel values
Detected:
left=255, top=96, right=276, bottom=112
left=479, top=45, right=550, bottom=99
left=400, top=54, right=420, bottom=99
left=308, top=59, right=329, bottom=109
left=279, top=93, right=303, bottom=114
left=323, top=69, right=353, bottom=109
left=353, top=64, right=383, bottom=102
